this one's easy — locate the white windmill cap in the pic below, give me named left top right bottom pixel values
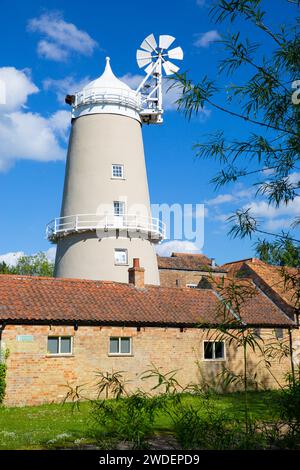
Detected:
left=84, top=57, right=132, bottom=92
left=72, top=57, right=142, bottom=121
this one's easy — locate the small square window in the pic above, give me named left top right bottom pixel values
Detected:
left=115, top=249, right=128, bottom=265
left=204, top=341, right=225, bottom=360
left=47, top=336, right=72, bottom=355
left=109, top=337, right=132, bottom=355
left=112, top=164, right=124, bottom=179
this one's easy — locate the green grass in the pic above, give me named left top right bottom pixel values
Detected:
left=0, top=391, right=281, bottom=450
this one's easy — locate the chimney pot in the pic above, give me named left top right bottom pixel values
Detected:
left=133, top=258, right=140, bottom=268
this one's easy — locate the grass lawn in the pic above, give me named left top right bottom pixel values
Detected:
left=0, top=391, right=281, bottom=450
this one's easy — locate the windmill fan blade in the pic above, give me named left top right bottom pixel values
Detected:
left=168, top=46, right=184, bottom=60
left=159, top=35, right=175, bottom=50
left=163, top=61, right=180, bottom=76
left=140, top=34, right=157, bottom=52
left=136, top=49, right=152, bottom=68
left=144, top=62, right=156, bottom=75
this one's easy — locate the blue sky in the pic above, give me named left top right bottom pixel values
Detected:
left=0, top=0, right=298, bottom=266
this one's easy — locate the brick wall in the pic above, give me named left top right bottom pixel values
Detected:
left=159, top=269, right=223, bottom=288
left=2, top=324, right=297, bottom=407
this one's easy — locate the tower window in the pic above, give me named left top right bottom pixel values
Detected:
left=112, top=164, right=124, bottom=179
left=114, top=201, right=125, bottom=216
left=114, top=248, right=128, bottom=265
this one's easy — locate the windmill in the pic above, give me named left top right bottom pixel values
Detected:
left=47, top=35, right=183, bottom=284
left=136, top=34, right=184, bottom=124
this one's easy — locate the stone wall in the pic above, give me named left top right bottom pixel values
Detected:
left=2, top=324, right=296, bottom=407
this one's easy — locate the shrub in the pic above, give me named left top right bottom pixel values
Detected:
left=0, top=363, right=7, bottom=405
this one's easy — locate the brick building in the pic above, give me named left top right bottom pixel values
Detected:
left=158, top=252, right=228, bottom=287
left=0, top=259, right=297, bottom=407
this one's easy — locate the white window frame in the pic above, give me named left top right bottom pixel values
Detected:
left=186, top=283, right=198, bottom=288
left=47, top=336, right=73, bottom=356
left=203, top=340, right=226, bottom=361
left=108, top=337, right=132, bottom=356
left=113, top=201, right=125, bottom=216
left=114, top=248, right=128, bottom=266
left=111, top=164, right=124, bottom=179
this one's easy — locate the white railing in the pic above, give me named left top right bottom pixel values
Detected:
left=74, top=87, right=142, bottom=110
left=46, top=213, right=166, bottom=242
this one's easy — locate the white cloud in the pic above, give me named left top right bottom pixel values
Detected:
left=0, top=67, right=38, bottom=112
left=28, top=12, right=98, bottom=61
left=194, top=30, right=221, bottom=48
left=43, top=76, right=91, bottom=104
left=156, top=240, right=201, bottom=257
left=247, top=199, right=300, bottom=220
left=0, top=67, right=69, bottom=171
left=0, top=247, right=56, bottom=267
left=0, top=251, right=24, bottom=266
left=206, top=194, right=235, bottom=206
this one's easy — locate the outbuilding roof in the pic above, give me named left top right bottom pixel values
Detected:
left=0, top=274, right=294, bottom=328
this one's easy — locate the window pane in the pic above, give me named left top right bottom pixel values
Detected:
left=48, top=337, right=59, bottom=354
left=110, top=338, right=119, bottom=354
left=275, top=328, right=283, bottom=340
left=215, top=342, right=224, bottom=359
left=114, top=201, right=125, bottom=215
left=112, top=165, right=123, bottom=178
left=61, top=337, right=72, bottom=354
left=120, top=338, right=131, bottom=354
left=115, top=249, right=127, bottom=265
left=204, top=342, right=213, bottom=359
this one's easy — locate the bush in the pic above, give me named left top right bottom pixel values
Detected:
left=173, top=400, right=265, bottom=450
left=277, top=373, right=300, bottom=429
left=0, top=363, right=7, bottom=405
left=91, top=392, right=166, bottom=449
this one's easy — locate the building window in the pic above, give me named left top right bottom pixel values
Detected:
left=186, top=283, right=197, bottom=288
left=47, top=336, right=73, bottom=355
left=112, top=164, right=124, bottom=179
left=203, top=341, right=225, bottom=360
left=114, top=248, right=128, bottom=265
left=114, top=201, right=125, bottom=216
left=275, top=328, right=284, bottom=340
left=109, top=337, right=132, bottom=355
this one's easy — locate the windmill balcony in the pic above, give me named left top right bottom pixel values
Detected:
left=74, top=87, right=142, bottom=110
left=46, top=213, right=166, bottom=243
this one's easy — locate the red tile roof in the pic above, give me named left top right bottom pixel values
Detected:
left=157, top=252, right=226, bottom=273
left=222, top=258, right=299, bottom=317
left=0, top=274, right=294, bottom=327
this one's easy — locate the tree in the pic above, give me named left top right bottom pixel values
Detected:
left=175, top=0, right=300, bottom=244
left=0, top=252, right=54, bottom=277
left=255, top=237, right=300, bottom=267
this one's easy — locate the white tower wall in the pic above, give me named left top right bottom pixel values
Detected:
left=49, top=58, right=163, bottom=285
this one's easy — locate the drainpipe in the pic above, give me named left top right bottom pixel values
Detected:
left=288, top=327, right=296, bottom=388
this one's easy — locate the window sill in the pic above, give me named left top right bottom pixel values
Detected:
left=111, top=178, right=126, bottom=181
left=114, top=264, right=129, bottom=266
left=108, top=354, right=133, bottom=357
left=46, top=354, right=74, bottom=358
left=202, top=358, right=226, bottom=362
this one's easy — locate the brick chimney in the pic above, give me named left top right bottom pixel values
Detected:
left=128, top=258, right=145, bottom=288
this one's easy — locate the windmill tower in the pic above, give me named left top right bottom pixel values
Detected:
left=47, top=34, right=183, bottom=285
